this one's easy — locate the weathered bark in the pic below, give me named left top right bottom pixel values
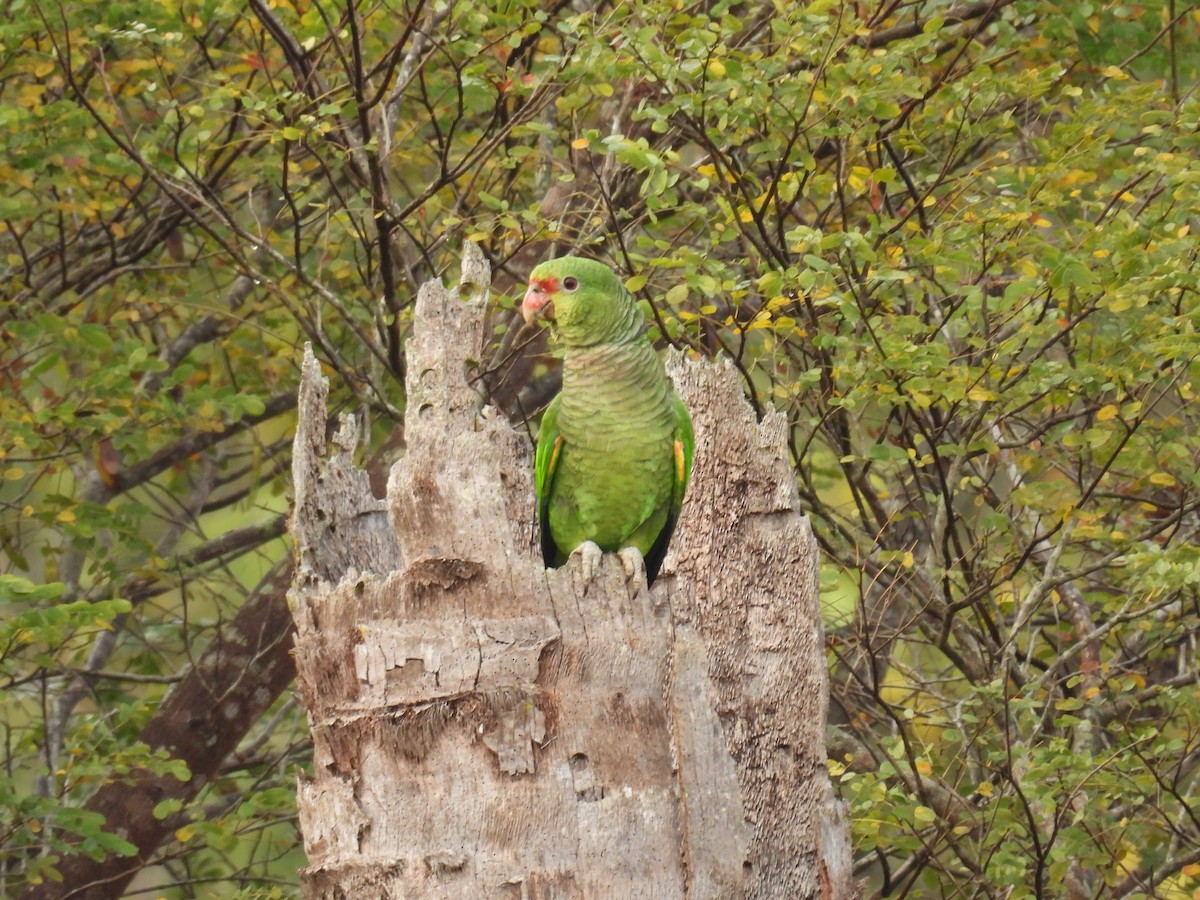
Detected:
left=288, top=243, right=857, bottom=898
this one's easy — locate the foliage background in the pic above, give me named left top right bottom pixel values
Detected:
left=1, top=0, right=1198, bottom=896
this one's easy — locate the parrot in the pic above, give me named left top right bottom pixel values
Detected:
left=521, top=256, right=694, bottom=585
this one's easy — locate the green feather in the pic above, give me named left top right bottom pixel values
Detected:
left=534, top=394, right=565, bottom=570
left=527, top=257, right=693, bottom=584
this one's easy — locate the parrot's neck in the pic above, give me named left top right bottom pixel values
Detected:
left=558, top=332, right=673, bottom=440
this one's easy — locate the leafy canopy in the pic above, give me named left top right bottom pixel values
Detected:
left=1, top=0, right=1198, bottom=895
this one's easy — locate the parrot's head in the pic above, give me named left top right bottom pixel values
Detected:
left=522, top=256, right=638, bottom=347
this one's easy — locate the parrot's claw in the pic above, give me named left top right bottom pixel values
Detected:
left=618, top=547, right=647, bottom=588
left=571, top=541, right=604, bottom=582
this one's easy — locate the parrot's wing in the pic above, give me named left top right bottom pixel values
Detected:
left=534, top=394, right=565, bottom=567
left=644, top=393, right=694, bottom=583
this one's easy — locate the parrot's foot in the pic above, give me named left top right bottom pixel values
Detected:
left=570, top=541, right=604, bottom=583
left=618, top=547, right=647, bottom=589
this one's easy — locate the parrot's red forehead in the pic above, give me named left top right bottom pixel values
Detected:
left=530, top=275, right=559, bottom=293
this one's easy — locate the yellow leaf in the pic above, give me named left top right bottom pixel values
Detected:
left=922, top=194, right=937, bottom=207
left=1115, top=840, right=1140, bottom=873
left=707, top=59, right=726, bottom=77
left=913, top=806, right=936, bottom=824
left=1102, top=65, right=1128, bottom=80
left=1119, top=191, right=1136, bottom=203
left=1096, top=404, right=1119, bottom=421
left=1033, top=217, right=1051, bottom=227
left=915, top=759, right=932, bottom=775
left=976, top=781, right=994, bottom=797
left=1085, top=685, right=1101, bottom=699
left=18, top=83, right=46, bottom=109
left=625, top=274, right=648, bottom=292
left=570, top=137, right=589, bottom=150
left=175, top=825, right=195, bottom=842
left=967, top=386, right=997, bottom=402
left=1149, top=471, right=1177, bottom=487
left=57, top=508, right=76, bottom=523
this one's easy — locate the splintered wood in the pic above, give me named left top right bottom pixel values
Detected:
left=288, top=243, right=857, bottom=899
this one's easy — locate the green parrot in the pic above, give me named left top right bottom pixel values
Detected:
left=521, top=256, right=694, bottom=585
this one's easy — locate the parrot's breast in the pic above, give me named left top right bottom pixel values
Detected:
left=549, top=340, right=680, bottom=557
left=549, top=432, right=674, bottom=555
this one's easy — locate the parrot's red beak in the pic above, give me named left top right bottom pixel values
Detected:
left=522, top=277, right=557, bottom=324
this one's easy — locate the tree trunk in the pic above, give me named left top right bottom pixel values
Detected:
left=288, top=244, right=857, bottom=898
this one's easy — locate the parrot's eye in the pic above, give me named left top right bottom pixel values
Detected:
left=562, top=276, right=579, bottom=291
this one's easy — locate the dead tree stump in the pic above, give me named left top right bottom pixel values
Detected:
left=288, top=244, right=857, bottom=898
